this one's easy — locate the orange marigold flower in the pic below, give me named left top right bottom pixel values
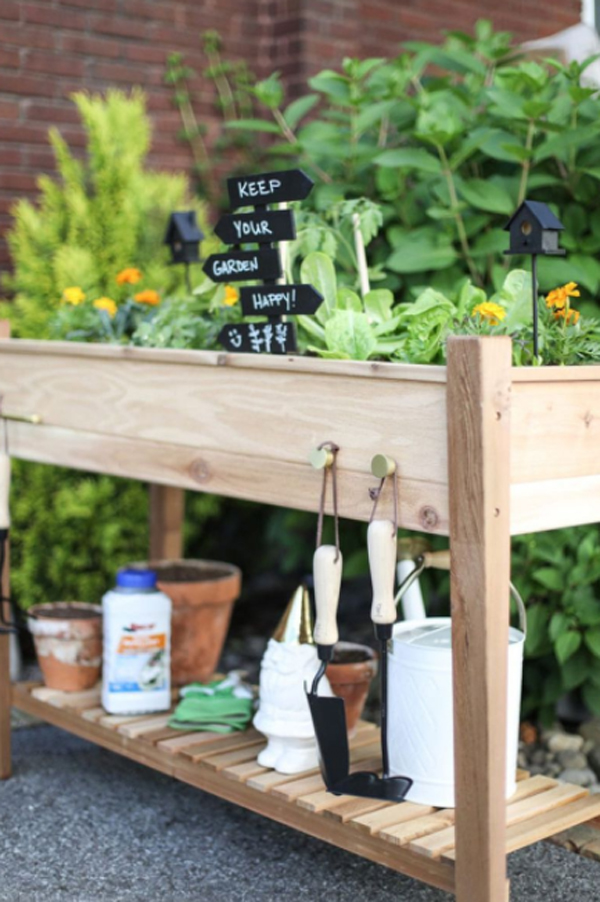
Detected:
left=93, top=297, right=117, bottom=317
left=554, top=307, right=580, bottom=324
left=62, top=286, right=86, bottom=305
left=116, top=267, right=143, bottom=285
left=471, top=301, right=506, bottom=326
left=223, top=285, right=239, bottom=307
left=134, top=289, right=161, bottom=306
left=545, top=281, right=580, bottom=310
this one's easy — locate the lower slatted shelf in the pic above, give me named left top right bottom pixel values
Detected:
left=12, top=682, right=600, bottom=895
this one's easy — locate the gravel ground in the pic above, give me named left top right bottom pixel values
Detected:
left=2, top=725, right=600, bottom=902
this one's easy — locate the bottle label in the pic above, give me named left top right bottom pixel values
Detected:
left=108, top=630, right=168, bottom=693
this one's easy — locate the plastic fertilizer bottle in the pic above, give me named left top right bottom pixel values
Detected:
left=102, top=569, right=171, bottom=715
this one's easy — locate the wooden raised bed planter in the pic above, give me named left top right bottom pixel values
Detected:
left=2, top=334, right=600, bottom=902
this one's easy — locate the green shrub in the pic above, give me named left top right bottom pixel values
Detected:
left=512, top=527, right=600, bottom=724
left=2, top=89, right=211, bottom=338
left=174, top=22, right=600, bottom=309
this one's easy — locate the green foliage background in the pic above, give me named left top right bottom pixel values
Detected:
left=2, top=89, right=211, bottom=338
left=2, top=90, right=220, bottom=612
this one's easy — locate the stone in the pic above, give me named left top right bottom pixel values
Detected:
left=531, top=748, right=548, bottom=766
left=517, top=751, right=528, bottom=770
left=558, top=767, right=597, bottom=787
left=589, top=783, right=600, bottom=794
left=588, top=746, right=600, bottom=779
left=583, top=738, right=595, bottom=755
left=546, top=732, right=585, bottom=753
left=557, top=749, right=589, bottom=770
left=579, top=717, right=600, bottom=746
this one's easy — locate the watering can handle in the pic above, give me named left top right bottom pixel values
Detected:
left=368, top=519, right=397, bottom=627
left=396, top=548, right=527, bottom=635
left=422, top=549, right=450, bottom=570
left=312, top=544, right=343, bottom=653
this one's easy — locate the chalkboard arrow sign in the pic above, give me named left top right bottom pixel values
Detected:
left=240, top=284, right=323, bottom=317
left=203, top=248, right=282, bottom=283
left=214, top=209, right=296, bottom=246
left=219, top=321, right=297, bottom=354
left=227, top=169, right=314, bottom=210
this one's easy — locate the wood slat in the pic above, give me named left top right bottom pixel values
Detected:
left=352, top=801, right=437, bottom=835
left=296, top=760, right=384, bottom=813
left=381, top=810, right=456, bottom=847
left=99, top=712, right=157, bottom=729
left=271, top=741, right=382, bottom=802
left=222, top=760, right=270, bottom=783
left=81, top=707, right=107, bottom=722
left=117, top=714, right=173, bottom=738
left=410, top=776, right=558, bottom=859
left=201, top=741, right=266, bottom=772
left=323, top=799, right=391, bottom=825
left=181, top=730, right=264, bottom=762
left=157, top=731, right=231, bottom=754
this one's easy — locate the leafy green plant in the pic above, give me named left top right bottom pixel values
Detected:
left=2, top=89, right=211, bottom=338
left=512, top=527, right=600, bottom=724
left=172, top=22, right=600, bottom=307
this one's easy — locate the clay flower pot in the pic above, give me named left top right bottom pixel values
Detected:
left=130, top=559, right=242, bottom=686
left=326, top=641, right=378, bottom=736
left=28, top=602, right=102, bottom=692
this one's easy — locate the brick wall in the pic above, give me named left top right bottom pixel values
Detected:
left=0, top=0, right=582, bottom=269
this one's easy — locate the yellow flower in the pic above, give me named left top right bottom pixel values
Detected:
left=545, top=281, right=580, bottom=310
left=223, top=285, right=239, bottom=307
left=554, top=306, right=580, bottom=325
left=62, top=286, right=86, bottom=306
left=93, top=297, right=117, bottom=317
left=134, top=289, right=161, bottom=306
left=471, top=301, right=506, bottom=326
left=116, top=267, right=142, bottom=285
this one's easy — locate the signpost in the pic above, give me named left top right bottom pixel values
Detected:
left=239, top=284, right=323, bottom=318
left=209, top=168, right=322, bottom=355
left=214, top=209, right=296, bottom=246
left=227, top=169, right=314, bottom=209
left=203, top=248, right=282, bottom=283
left=219, top=322, right=297, bottom=355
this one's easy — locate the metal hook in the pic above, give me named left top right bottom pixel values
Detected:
left=312, top=441, right=340, bottom=562
left=369, top=455, right=398, bottom=535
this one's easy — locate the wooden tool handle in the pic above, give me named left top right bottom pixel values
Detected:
left=423, top=549, right=450, bottom=570
left=312, top=544, right=343, bottom=647
left=368, top=519, right=397, bottom=626
left=0, top=453, right=10, bottom=530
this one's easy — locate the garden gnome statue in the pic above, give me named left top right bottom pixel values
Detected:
left=254, top=583, right=333, bottom=774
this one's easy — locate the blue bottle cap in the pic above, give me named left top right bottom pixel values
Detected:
left=116, top=569, right=157, bottom=590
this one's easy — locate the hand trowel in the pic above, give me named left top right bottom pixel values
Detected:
left=306, top=533, right=412, bottom=801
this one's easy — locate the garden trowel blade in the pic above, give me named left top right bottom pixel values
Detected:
left=306, top=690, right=350, bottom=790
left=334, top=771, right=413, bottom=802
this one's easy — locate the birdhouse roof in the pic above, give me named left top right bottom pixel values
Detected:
left=503, top=200, right=564, bottom=231
left=164, top=211, right=203, bottom=244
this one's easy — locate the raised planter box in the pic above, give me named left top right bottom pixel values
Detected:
left=2, top=334, right=600, bottom=902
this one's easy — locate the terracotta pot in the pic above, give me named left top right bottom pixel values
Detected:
left=326, top=641, right=378, bottom=736
left=28, top=602, right=102, bottom=692
left=129, top=559, right=242, bottom=686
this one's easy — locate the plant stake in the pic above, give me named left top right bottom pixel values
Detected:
left=504, top=200, right=565, bottom=360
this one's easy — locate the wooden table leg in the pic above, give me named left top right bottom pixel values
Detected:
left=0, top=543, right=11, bottom=780
left=149, top=485, right=184, bottom=560
left=447, top=336, right=512, bottom=902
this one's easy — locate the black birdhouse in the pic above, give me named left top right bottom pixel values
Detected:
left=504, top=200, right=565, bottom=256
left=164, top=211, right=203, bottom=264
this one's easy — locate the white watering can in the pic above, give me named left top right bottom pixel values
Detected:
left=388, top=550, right=526, bottom=808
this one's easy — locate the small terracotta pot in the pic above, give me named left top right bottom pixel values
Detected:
left=326, top=641, right=378, bottom=736
left=129, top=559, right=242, bottom=686
left=28, top=602, right=102, bottom=692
